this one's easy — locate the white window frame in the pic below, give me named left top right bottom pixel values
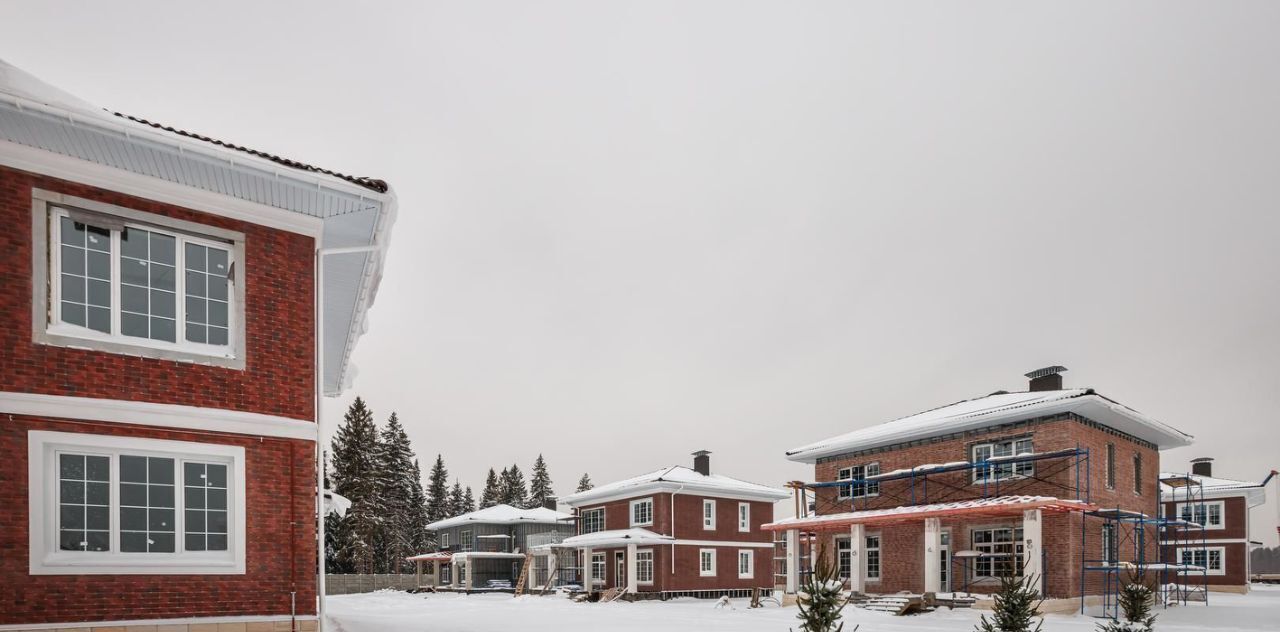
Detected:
left=837, top=463, right=881, bottom=500
left=636, top=548, right=655, bottom=585
left=630, top=497, right=654, bottom=527
left=738, top=502, right=751, bottom=533
left=460, top=530, right=473, bottom=551
left=1176, top=501, right=1226, bottom=531
left=591, top=552, right=606, bottom=585
left=972, top=438, right=1033, bottom=483
left=581, top=507, right=605, bottom=534
left=32, top=190, right=247, bottom=369
left=865, top=534, right=881, bottom=581
left=440, top=533, right=450, bottom=548
left=703, top=499, right=716, bottom=530
left=1178, top=547, right=1225, bottom=576
left=699, top=548, right=717, bottom=577
left=971, top=526, right=1025, bottom=578
left=835, top=535, right=852, bottom=580
left=28, top=430, right=246, bottom=575
left=737, top=549, right=754, bottom=579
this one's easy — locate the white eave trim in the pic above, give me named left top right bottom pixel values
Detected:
left=0, top=138, right=324, bottom=239
left=561, top=483, right=788, bottom=507
left=0, top=391, right=317, bottom=441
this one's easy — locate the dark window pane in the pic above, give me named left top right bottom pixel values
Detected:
left=87, top=307, right=111, bottom=334
left=61, top=505, right=85, bottom=529
left=186, top=270, right=206, bottom=297
left=208, top=248, right=228, bottom=274
left=151, top=532, right=175, bottom=553
left=149, top=457, right=174, bottom=485
left=86, top=251, right=111, bottom=281
left=208, top=275, right=229, bottom=301
left=185, top=486, right=206, bottom=509
left=62, top=274, right=86, bottom=303
left=85, top=481, right=108, bottom=506
left=207, top=534, right=227, bottom=551
left=150, top=233, right=176, bottom=265
left=186, top=509, right=206, bottom=532
left=122, top=258, right=149, bottom=286
left=209, top=301, right=228, bottom=327
left=60, top=529, right=85, bottom=551
left=86, top=505, right=109, bottom=529
left=186, top=533, right=206, bottom=552
left=151, top=317, right=176, bottom=342
left=60, top=481, right=85, bottom=504
left=121, top=312, right=149, bottom=338
left=184, top=462, right=204, bottom=486
left=207, top=464, right=227, bottom=488
left=186, top=323, right=207, bottom=344
left=86, top=531, right=110, bottom=551
left=186, top=296, right=207, bottom=324
left=208, top=510, right=228, bottom=534
left=207, top=488, right=227, bottom=511
left=87, top=456, right=109, bottom=481
left=60, top=216, right=84, bottom=246
left=149, top=508, right=174, bottom=531
left=121, top=531, right=148, bottom=552
left=185, top=243, right=206, bottom=272
left=87, top=279, right=111, bottom=308
left=120, top=482, right=147, bottom=506
left=151, top=290, right=176, bottom=319
left=122, top=227, right=149, bottom=260
left=122, top=284, right=148, bottom=314
left=150, top=484, right=175, bottom=508
left=85, top=226, right=111, bottom=252
left=121, top=507, right=147, bottom=530
left=61, top=302, right=86, bottom=327
left=61, top=245, right=85, bottom=275
left=208, top=327, right=228, bottom=346
left=60, top=454, right=85, bottom=479
left=150, top=263, right=175, bottom=292
left=120, top=455, right=147, bottom=482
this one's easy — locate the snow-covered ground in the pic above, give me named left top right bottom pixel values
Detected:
left=327, top=584, right=1280, bottom=632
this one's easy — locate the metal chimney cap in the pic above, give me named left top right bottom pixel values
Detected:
left=1024, top=366, right=1068, bottom=380
left=1190, top=457, right=1214, bottom=463
left=691, top=450, right=712, bottom=457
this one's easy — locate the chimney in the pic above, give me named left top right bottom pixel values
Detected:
left=1191, top=458, right=1213, bottom=478
left=1025, top=365, right=1068, bottom=392
left=542, top=496, right=558, bottom=511
left=692, top=450, right=711, bottom=476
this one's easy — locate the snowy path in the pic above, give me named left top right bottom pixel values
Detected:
left=327, top=585, right=1280, bottom=632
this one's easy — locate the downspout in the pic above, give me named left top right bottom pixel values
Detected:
left=290, top=448, right=297, bottom=632
left=670, top=484, right=684, bottom=577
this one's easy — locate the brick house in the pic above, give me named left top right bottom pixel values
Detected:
left=0, top=60, right=395, bottom=631
left=1160, top=458, right=1274, bottom=593
left=768, top=367, right=1194, bottom=602
left=557, top=451, right=789, bottom=598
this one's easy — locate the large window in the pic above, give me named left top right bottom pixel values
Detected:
left=699, top=549, right=716, bottom=576
left=1177, top=501, right=1225, bottom=530
left=973, top=527, right=1024, bottom=577
left=30, top=431, right=244, bottom=574
left=1101, top=524, right=1117, bottom=564
left=1179, top=547, right=1225, bottom=575
left=837, top=463, right=880, bottom=500
left=703, top=499, right=716, bottom=530
left=835, top=536, right=852, bottom=580
left=865, top=535, right=881, bottom=581
left=581, top=508, right=605, bottom=534
left=460, top=530, right=473, bottom=551
left=33, top=191, right=245, bottom=368
left=738, top=549, right=754, bottom=579
left=973, top=438, right=1033, bottom=483
left=636, top=549, right=654, bottom=584
left=630, top=498, right=654, bottom=527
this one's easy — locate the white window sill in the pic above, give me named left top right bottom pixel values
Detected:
left=40, top=323, right=243, bottom=370
left=34, top=551, right=244, bottom=575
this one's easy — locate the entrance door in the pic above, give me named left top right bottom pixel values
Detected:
left=614, top=551, right=627, bottom=589
left=939, top=531, right=951, bottom=593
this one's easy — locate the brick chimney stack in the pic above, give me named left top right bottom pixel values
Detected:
left=1025, top=366, right=1068, bottom=392
left=692, top=450, right=711, bottom=476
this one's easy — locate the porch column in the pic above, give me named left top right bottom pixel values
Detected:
left=849, top=523, right=866, bottom=593
left=785, top=528, right=799, bottom=594
left=547, top=549, right=558, bottom=588
left=583, top=547, right=594, bottom=587
left=626, top=542, right=638, bottom=594
left=924, top=517, right=942, bottom=593
left=415, top=559, right=422, bottom=587
left=465, top=558, right=474, bottom=591
left=451, top=559, right=460, bottom=589
left=1022, top=509, right=1042, bottom=586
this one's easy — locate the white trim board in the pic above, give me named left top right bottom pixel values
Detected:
left=672, top=540, right=775, bottom=548
left=0, top=614, right=316, bottom=631
left=0, top=391, right=317, bottom=441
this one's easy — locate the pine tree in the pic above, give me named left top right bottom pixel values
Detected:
left=425, top=455, right=451, bottom=525
left=500, top=464, right=528, bottom=507
left=793, top=546, right=847, bottom=632
left=528, top=454, right=554, bottom=509
left=576, top=473, right=593, bottom=492
left=463, top=486, right=476, bottom=513
left=975, top=566, right=1044, bottom=632
left=329, top=396, right=382, bottom=574
left=407, top=458, right=430, bottom=556
left=1097, top=572, right=1157, bottom=632
left=448, top=480, right=466, bottom=517
left=376, top=413, right=417, bottom=573
left=480, top=468, right=500, bottom=508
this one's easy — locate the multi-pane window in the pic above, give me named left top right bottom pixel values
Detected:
left=1133, top=453, right=1143, bottom=494
left=636, top=549, right=654, bottom=583
left=973, top=527, right=1025, bottom=577
left=461, top=530, right=474, bottom=551
left=119, top=455, right=176, bottom=552
left=581, top=508, right=605, bottom=534
left=738, top=503, right=750, bottom=532
left=1101, top=524, right=1117, bottom=563
left=738, top=549, right=753, bottom=578
left=837, top=463, right=881, bottom=499
left=440, top=533, right=451, bottom=548
left=52, top=208, right=235, bottom=351
left=835, top=536, right=852, bottom=580
left=630, top=498, right=653, bottom=527
left=865, top=535, right=881, bottom=580
left=703, top=499, right=716, bottom=529
left=699, top=549, right=716, bottom=576
left=973, top=438, right=1033, bottom=482
left=591, top=552, right=606, bottom=584
left=1180, top=548, right=1224, bottom=575
left=1178, top=502, right=1224, bottom=529
left=183, top=462, right=229, bottom=551
left=58, top=454, right=110, bottom=551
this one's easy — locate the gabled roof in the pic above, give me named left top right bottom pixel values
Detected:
left=786, top=389, right=1193, bottom=463
left=1159, top=472, right=1271, bottom=507
left=0, top=59, right=396, bottom=395
left=425, top=504, right=574, bottom=531
left=560, top=465, right=789, bottom=506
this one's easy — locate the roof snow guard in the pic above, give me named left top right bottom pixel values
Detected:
left=763, top=496, right=1095, bottom=532
left=786, top=389, right=1192, bottom=463
left=0, top=59, right=396, bottom=395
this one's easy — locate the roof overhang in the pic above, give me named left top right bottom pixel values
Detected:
left=763, top=496, right=1095, bottom=532
left=557, top=528, right=675, bottom=549
left=560, top=481, right=790, bottom=507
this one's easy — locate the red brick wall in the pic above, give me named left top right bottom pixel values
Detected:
left=0, top=416, right=317, bottom=624
left=1158, top=495, right=1251, bottom=586
left=0, top=166, right=316, bottom=421
left=590, top=544, right=773, bottom=593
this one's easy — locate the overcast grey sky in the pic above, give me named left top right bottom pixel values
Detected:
left=5, top=1, right=1279, bottom=544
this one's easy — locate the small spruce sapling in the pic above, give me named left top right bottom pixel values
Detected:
left=974, top=562, right=1045, bottom=632
left=793, top=546, right=849, bottom=632
left=1097, top=571, right=1157, bottom=632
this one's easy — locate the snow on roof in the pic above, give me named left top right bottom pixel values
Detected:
left=425, top=504, right=574, bottom=531
left=786, top=389, right=1193, bottom=463
left=406, top=551, right=453, bottom=562
left=324, top=490, right=352, bottom=518
left=558, top=528, right=674, bottom=549
left=560, top=465, right=789, bottom=506
left=1159, top=471, right=1270, bottom=506
left=763, top=496, right=1093, bottom=532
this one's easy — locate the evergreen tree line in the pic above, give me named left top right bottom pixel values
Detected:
left=324, top=397, right=595, bottom=574
left=1252, top=545, right=1280, bottom=573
